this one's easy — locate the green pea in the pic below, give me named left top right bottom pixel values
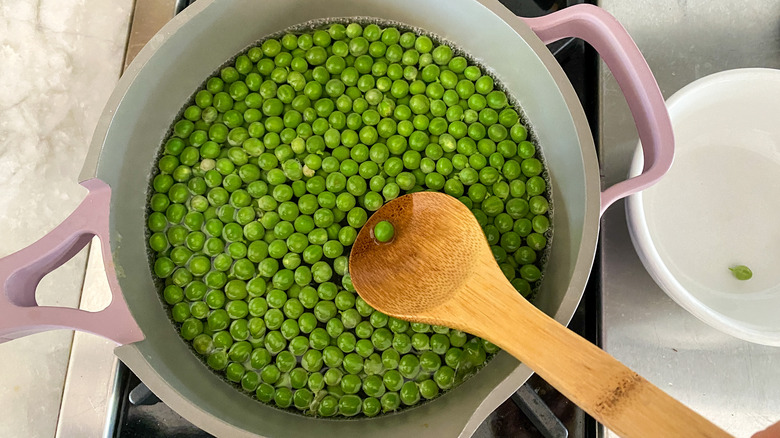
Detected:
left=355, top=339, right=375, bottom=358
left=255, top=382, right=275, bottom=403
left=506, top=198, right=530, bottom=219
left=729, top=265, right=753, bottom=280
left=273, top=387, right=293, bottom=408
left=279, top=317, right=300, bottom=340
left=419, top=379, right=439, bottom=400
left=180, top=318, right=203, bottom=341
left=310, top=262, right=332, bottom=284
left=238, top=370, right=260, bottom=393
left=212, top=330, right=233, bottom=349
left=371, top=328, right=393, bottom=351
left=399, top=381, right=420, bottom=406
left=343, top=352, right=364, bottom=374
left=318, top=394, right=338, bottom=417
left=334, top=394, right=360, bottom=417
left=419, top=351, right=442, bottom=372
left=380, top=391, right=401, bottom=413
left=337, top=331, right=357, bottom=353
left=207, top=350, right=228, bottom=371
left=287, top=336, right=309, bottom=357
left=307, top=327, right=330, bottom=350
left=293, top=387, right=314, bottom=410
left=398, top=354, right=420, bottom=379
left=362, top=397, right=381, bottom=417
left=434, top=366, right=456, bottom=390
left=529, top=196, right=549, bottom=215
left=520, top=264, right=542, bottom=282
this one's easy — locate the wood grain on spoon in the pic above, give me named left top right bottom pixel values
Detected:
left=349, top=192, right=730, bottom=438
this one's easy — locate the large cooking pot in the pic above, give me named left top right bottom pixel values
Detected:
left=0, top=0, right=672, bottom=436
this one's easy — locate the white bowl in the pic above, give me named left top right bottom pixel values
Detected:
left=627, top=68, right=780, bottom=346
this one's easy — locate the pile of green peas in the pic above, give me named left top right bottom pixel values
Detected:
left=147, top=21, right=551, bottom=418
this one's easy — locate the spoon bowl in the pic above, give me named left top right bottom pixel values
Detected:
left=349, top=192, right=730, bottom=438
left=350, top=192, right=488, bottom=322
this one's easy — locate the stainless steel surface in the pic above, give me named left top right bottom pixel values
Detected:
left=512, top=384, right=569, bottom=438
left=80, top=0, right=600, bottom=435
left=597, top=1, right=780, bottom=436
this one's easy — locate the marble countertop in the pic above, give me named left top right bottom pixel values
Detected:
left=0, top=1, right=132, bottom=437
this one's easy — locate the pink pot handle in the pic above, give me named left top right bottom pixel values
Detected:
left=522, top=4, right=674, bottom=216
left=0, top=178, right=144, bottom=345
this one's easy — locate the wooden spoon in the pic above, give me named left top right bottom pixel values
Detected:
left=349, top=192, right=730, bottom=438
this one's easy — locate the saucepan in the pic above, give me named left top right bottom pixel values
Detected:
left=0, top=0, right=672, bottom=436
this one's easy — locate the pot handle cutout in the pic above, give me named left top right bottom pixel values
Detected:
left=523, top=4, right=674, bottom=216
left=0, top=178, right=144, bottom=345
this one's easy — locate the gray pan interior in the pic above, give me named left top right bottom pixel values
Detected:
left=80, top=0, right=600, bottom=436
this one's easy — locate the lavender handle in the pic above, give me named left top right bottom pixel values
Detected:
left=523, top=4, right=674, bottom=216
left=0, top=178, right=144, bottom=345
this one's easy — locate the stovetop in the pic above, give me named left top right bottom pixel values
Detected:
left=110, top=1, right=600, bottom=437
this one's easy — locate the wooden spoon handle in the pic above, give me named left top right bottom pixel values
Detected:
left=464, top=277, right=731, bottom=437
